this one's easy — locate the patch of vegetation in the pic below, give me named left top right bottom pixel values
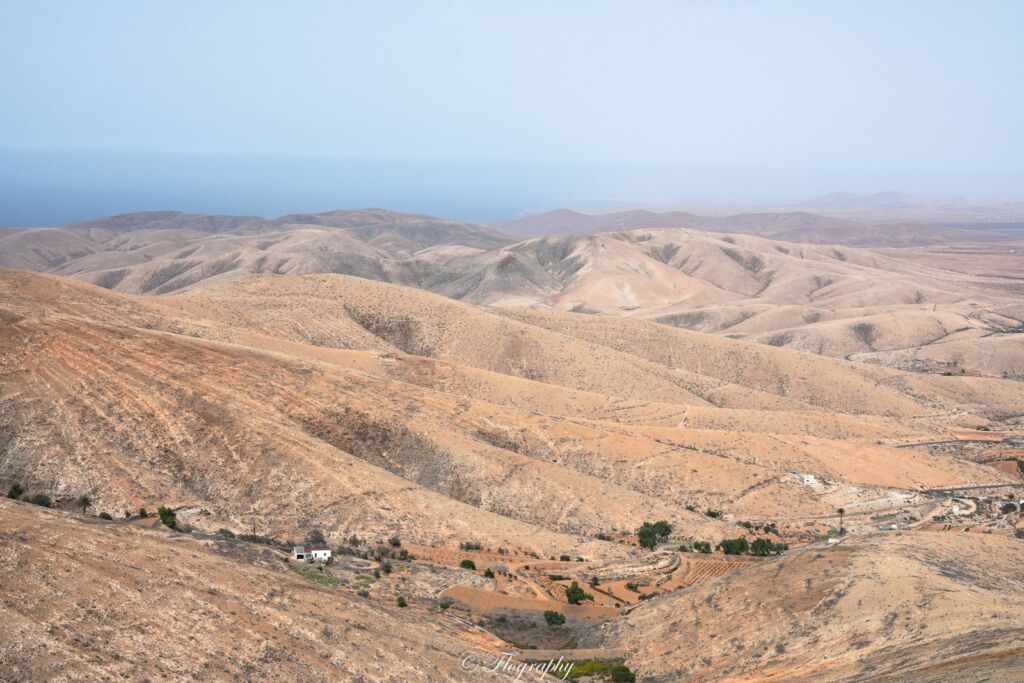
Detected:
left=625, top=582, right=639, bottom=592
left=26, top=493, right=51, bottom=508
left=543, top=610, right=566, bottom=626
left=595, top=532, right=612, bottom=541
left=852, top=322, right=878, bottom=347
left=460, top=559, right=477, bottom=570
left=6, top=483, right=24, bottom=500
left=77, top=495, right=92, bottom=513
left=98, top=512, right=113, bottom=520
left=559, top=554, right=571, bottom=561
left=217, top=528, right=236, bottom=538
left=718, top=537, right=750, bottom=555
left=637, top=520, right=672, bottom=549
left=237, top=533, right=288, bottom=549
left=438, top=597, right=453, bottom=609
left=138, top=507, right=148, bottom=518
left=565, top=581, right=593, bottom=605
left=388, top=535, right=401, bottom=547
left=484, top=568, right=495, bottom=578
left=1000, top=502, right=1018, bottom=515
left=396, top=596, right=407, bottom=608
left=548, top=574, right=568, bottom=581
left=751, top=538, right=789, bottom=555
left=527, top=659, right=635, bottom=681
left=306, top=528, right=326, bottom=545
left=459, top=541, right=482, bottom=551
left=693, top=541, right=712, bottom=554
left=157, top=506, right=177, bottom=529
left=704, top=509, right=721, bottom=519
left=289, top=565, right=342, bottom=586
left=721, top=246, right=765, bottom=273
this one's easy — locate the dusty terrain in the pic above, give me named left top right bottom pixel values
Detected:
left=3, top=209, right=1021, bottom=381
left=1, top=209, right=1023, bottom=681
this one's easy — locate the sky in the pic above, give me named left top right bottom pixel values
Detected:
left=1, top=0, right=1022, bottom=224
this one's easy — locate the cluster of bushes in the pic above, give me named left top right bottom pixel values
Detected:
left=538, top=660, right=634, bottom=682
left=7, top=483, right=53, bottom=508
left=637, top=520, right=672, bottom=549
left=543, top=610, right=566, bottom=626
left=717, top=536, right=789, bottom=556
left=689, top=541, right=712, bottom=554
left=739, top=520, right=779, bottom=535
left=459, top=541, right=483, bottom=551
left=565, top=581, right=593, bottom=604
left=704, top=509, right=722, bottom=519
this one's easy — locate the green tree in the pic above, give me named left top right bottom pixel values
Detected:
left=637, top=520, right=673, bottom=549
left=98, top=512, right=113, bottom=520
left=459, top=559, right=476, bottom=570
left=396, top=596, right=407, bottom=608
left=77, top=495, right=92, bottom=514
left=388, top=535, right=401, bottom=547
left=157, top=506, right=177, bottom=529
left=543, top=610, right=566, bottom=626
left=306, top=528, right=326, bottom=545
left=717, top=537, right=750, bottom=555
left=138, top=507, right=148, bottom=518
left=7, top=483, right=24, bottom=500
left=484, top=568, right=495, bottom=578
left=565, top=581, right=593, bottom=605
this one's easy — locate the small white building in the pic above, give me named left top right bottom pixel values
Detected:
left=801, top=474, right=817, bottom=485
left=292, top=545, right=332, bottom=563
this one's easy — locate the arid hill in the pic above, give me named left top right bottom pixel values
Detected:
left=0, top=498, right=482, bottom=682
left=3, top=209, right=1021, bottom=380
left=1, top=266, right=1022, bottom=681
left=610, top=531, right=1024, bottom=682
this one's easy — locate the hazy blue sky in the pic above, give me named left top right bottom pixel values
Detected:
left=1, top=1, right=1022, bottom=224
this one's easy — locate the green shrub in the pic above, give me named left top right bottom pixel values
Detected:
left=718, top=537, right=749, bottom=555
left=460, top=559, right=476, bottom=570
left=751, top=537, right=788, bottom=556
left=543, top=610, right=566, bottom=626
left=610, top=663, right=636, bottom=682
left=138, top=507, right=148, bottom=518
left=77, top=495, right=92, bottom=513
left=388, top=535, right=401, bottom=547
left=397, top=596, right=407, bottom=608
left=559, top=554, right=571, bottom=561
left=484, top=568, right=495, bottom=578
left=693, top=540, right=712, bottom=554
left=625, top=582, right=639, bottom=591
left=157, top=506, right=177, bottom=529
left=637, top=520, right=672, bottom=549
left=1000, top=502, right=1018, bottom=515
left=548, top=574, right=568, bottom=581
left=27, top=493, right=51, bottom=507
left=565, top=581, right=593, bottom=604
left=705, top=509, right=721, bottom=518
left=589, top=575, right=599, bottom=586
left=98, top=512, right=113, bottom=520
left=6, top=483, right=23, bottom=500
left=438, top=597, right=453, bottom=609
left=217, top=528, right=236, bottom=538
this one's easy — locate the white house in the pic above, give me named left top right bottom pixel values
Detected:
left=801, top=474, right=817, bottom=485
left=292, top=545, right=332, bottom=563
